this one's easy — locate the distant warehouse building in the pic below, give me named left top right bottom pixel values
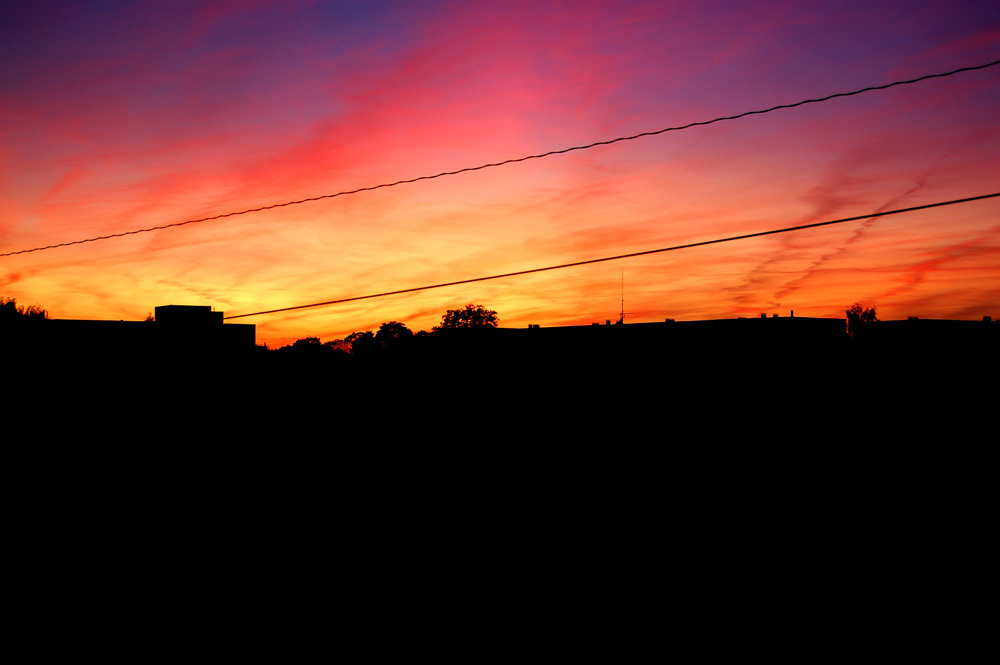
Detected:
left=7, top=304, right=255, bottom=357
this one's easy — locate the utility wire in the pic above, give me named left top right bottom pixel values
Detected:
left=5, top=58, right=999, bottom=259
left=222, top=191, right=1000, bottom=320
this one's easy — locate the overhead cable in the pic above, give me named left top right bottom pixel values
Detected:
left=5, top=58, right=999, bottom=259
left=222, top=191, right=1000, bottom=320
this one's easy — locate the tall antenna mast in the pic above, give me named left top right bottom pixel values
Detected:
left=618, top=270, right=633, bottom=325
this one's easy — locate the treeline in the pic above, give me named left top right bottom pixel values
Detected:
left=272, top=304, right=498, bottom=355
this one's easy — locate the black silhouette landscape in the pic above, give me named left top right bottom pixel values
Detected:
left=5, top=296, right=995, bottom=440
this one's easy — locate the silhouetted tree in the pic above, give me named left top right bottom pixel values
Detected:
left=434, top=304, right=498, bottom=332
left=846, top=303, right=878, bottom=338
left=0, top=298, right=17, bottom=323
left=375, top=321, right=413, bottom=349
left=323, top=338, right=351, bottom=353
left=345, top=330, right=379, bottom=356
left=275, top=336, right=334, bottom=354
left=0, top=297, right=48, bottom=323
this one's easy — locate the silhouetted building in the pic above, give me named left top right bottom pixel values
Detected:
left=4, top=304, right=254, bottom=357
left=853, top=316, right=998, bottom=364
left=154, top=305, right=224, bottom=328
left=490, top=314, right=848, bottom=359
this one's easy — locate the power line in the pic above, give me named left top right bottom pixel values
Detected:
left=5, top=58, right=999, bottom=259
left=222, top=191, right=1000, bottom=320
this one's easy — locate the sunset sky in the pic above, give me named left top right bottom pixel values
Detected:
left=2, top=0, right=998, bottom=346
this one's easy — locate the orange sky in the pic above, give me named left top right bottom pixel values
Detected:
left=2, top=1, right=998, bottom=347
